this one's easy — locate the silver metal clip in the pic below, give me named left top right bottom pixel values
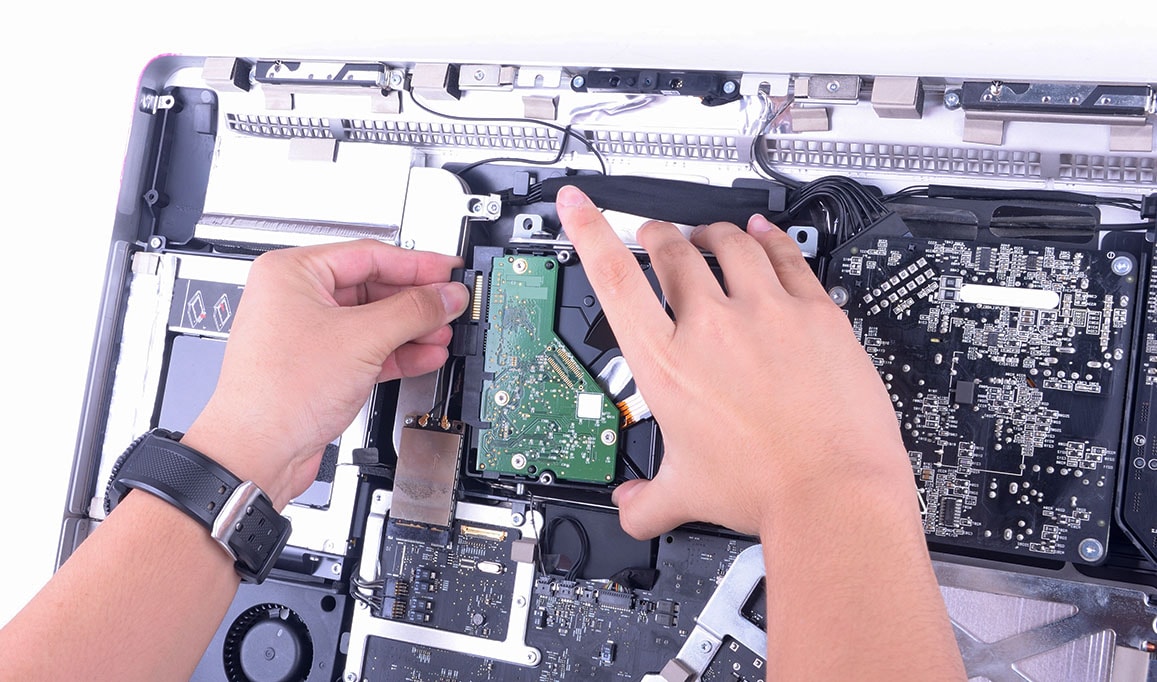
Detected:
left=139, top=90, right=175, bottom=115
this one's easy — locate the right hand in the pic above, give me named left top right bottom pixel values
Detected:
left=557, top=186, right=915, bottom=539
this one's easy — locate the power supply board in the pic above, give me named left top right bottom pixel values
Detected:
left=475, top=254, right=620, bottom=484
left=827, top=234, right=1139, bottom=564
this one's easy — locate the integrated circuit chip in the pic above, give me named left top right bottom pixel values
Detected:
left=476, top=255, right=619, bottom=484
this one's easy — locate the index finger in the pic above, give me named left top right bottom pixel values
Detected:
left=557, top=186, right=674, bottom=350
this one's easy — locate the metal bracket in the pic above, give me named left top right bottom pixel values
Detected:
left=345, top=491, right=544, bottom=674
left=201, top=57, right=253, bottom=92
left=139, top=89, right=175, bottom=115
left=871, top=76, right=924, bottom=119
left=411, top=63, right=461, bottom=101
left=515, top=66, right=563, bottom=89
left=642, top=545, right=767, bottom=681
left=788, top=105, right=831, bottom=132
left=398, top=167, right=501, bottom=256
left=459, top=64, right=517, bottom=91
left=1110, top=124, right=1154, bottom=153
left=963, top=116, right=1007, bottom=145
left=522, top=95, right=559, bottom=121
left=740, top=73, right=791, bottom=97
left=795, top=75, right=861, bottom=103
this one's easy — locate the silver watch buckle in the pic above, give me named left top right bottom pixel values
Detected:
left=210, top=480, right=266, bottom=561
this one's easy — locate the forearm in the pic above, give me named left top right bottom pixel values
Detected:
left=761, top=460, right=965, bottom=681
left=0, top=491, right=239, bottom=681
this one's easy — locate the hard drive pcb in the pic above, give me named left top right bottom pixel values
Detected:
left=475, top=253, right=620, bottom=484
left=827, top=234, right=1139, bottom=564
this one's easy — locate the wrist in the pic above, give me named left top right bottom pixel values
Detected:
left=180, top=418, right=293, bottom=511
left=758, top=448, right=919, bottom=539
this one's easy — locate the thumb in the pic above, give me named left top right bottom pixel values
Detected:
left=612, top=475, right=694, bottom=540
left=350, top=281, right=469, bottom=361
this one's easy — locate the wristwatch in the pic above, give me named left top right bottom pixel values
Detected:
left=105, top=428, right=292, bottom=584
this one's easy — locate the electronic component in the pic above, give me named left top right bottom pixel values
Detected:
left=475, top=254, right=620, bottom=484
left=1122, top=240, right=1157, bottom=565
left=388, top=418, right=464, bottom=539
left=570, top=69, right=740, bottom=106
left=827, top=233, right=1139, bottom=563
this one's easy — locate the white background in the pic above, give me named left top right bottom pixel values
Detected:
left=2, top=2, right=1156, bottom=629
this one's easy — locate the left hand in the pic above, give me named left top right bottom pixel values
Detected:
left=181, top=240, right=469, bottom=508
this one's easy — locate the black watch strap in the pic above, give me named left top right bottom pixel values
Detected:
left=105, top=429, right=292, bottom=584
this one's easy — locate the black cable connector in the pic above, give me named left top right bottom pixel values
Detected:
left=1142, top=194, right=1157, bottom=221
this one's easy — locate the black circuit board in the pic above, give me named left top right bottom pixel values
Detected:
left=1122, top=242, right=1157, bottom=564
left=374, top=520, right=520, bottom=639
left=701, top=637, right=767, bottom=682
left=361, top=529, right=756, bottom=680
left=828, top=237, right=1137, bottom=563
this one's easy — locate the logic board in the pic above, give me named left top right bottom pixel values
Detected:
left=827, top=233, right=1140, bottom=564
left=474, top=253, right=620, bottom=485
left=349, top=490, right=758, bottom=681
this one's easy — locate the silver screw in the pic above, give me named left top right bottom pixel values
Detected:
left=722, top=80, right=737, bottom=95
left=345, top=673, right=358, bottom=682
left=699, top=640, right=713, bottom=652
left=474, top=69, right=486, bottom=81
left=511, top=512, right=525, bottom=526
left=572, top=75, right=586, bottom=89
left=388, top=71, right=404, bottom=89
left=1135, top=435, right=1147, bottom=447
left=486, top=201, right=500, bottom=215
left=944, top=91, right=961, bottom=109
left=402, top=239, right=415, bottom=250
left=1078, top=538, right=1104, bottom=562
left=828, top=286, right=850, bottom=307
left=331, top=562, right=343, bottom=575
left=527, top=651, right=539, bottom=664
left=1099, top=96, right=1113, bottom=105
left=148, top=236, right=163, bottom=249
left=1112, top=255, right=1133, bottom=276
left=515, top=596, right=526, bottom=608
left=826, top=80, right=840, bottom=93
left=404, top=416, right=415, bottom=425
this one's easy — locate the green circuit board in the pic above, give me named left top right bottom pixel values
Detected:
left=477, top=255, right=619, bottom=484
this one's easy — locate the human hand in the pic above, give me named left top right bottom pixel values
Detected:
left=180, top=240, right=469, bottom=509
left=557, top=186, right=913, bottom=538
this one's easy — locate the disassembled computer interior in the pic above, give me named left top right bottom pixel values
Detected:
left=60, top=57, right=1157, bottom=681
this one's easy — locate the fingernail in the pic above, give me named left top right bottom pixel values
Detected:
left=436, top=282, right=469, bottom=315
left=690, top=224, right=709, bottom=238
left=748, top=214, right=774, bottom=233
left=556, top=185, right=589, bottom=208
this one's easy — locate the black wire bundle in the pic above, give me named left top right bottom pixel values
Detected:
left=350, top=574, right=384, bottom=611
left=769, top=175, right=892, bottom=245
left=542, top=515, right=589, bottom=581
left=882, top=185, right=1154, bottom=231
left=408, top=92, right=608, bottom=176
